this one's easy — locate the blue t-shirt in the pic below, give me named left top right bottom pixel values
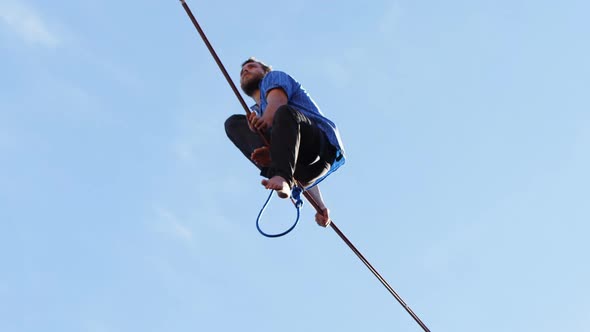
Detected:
left=252, top=71, right=346, bottom=163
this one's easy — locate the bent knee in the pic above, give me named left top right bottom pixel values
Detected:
left=224, top=114, right=247, bottom=135
left=273, top=105, right=297, bottom=124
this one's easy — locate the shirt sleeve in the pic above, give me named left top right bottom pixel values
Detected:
left=250, top=104, right=261, bottom=116
left=260, top=71, right=297, bottom=100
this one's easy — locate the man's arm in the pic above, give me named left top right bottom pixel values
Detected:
left=307, top=185, right=331, bottom=227
left=250, top=88, right=288, bottom=131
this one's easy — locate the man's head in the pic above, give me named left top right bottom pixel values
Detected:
left=240, top=57, right=272, bottom=97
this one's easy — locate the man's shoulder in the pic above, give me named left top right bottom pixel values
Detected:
left=263, top=70, right=292, bottom=82
left=261, top=71, right=299, bottom=93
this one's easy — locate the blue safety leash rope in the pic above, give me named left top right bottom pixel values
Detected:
left=256, top=186, right=304, bottom=238
left=255, top=152, right=344, bottom=238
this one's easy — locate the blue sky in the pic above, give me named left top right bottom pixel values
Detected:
left=1, top=1, right=589, bottom=331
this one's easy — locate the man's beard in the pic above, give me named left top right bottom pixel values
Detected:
left=241, top=75, right=263, bottom=97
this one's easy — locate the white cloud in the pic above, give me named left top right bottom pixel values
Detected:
left=81, top=319, right=118, bottom=332
left=172, top=117, right=220, bottom=162
left=0, top=1, right=59, bottom=47
left=0, top=129, right=16, bottom=152
left=320, top=47, right=369, bottom=88
left=378, top=1, right=403, bottom=37
left=154, top=206, right=194, bottom=242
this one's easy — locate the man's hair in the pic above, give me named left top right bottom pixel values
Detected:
left=241, top=57, right=272, bottom=73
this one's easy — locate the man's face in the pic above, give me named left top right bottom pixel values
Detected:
left=240, top=62, right=265, bottom=96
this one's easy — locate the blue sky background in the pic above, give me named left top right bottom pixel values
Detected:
left=1, top=1, right=589, bottom=331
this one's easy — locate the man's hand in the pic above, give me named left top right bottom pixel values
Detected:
left=246, top=112, right=257, bottom=132
left=250, top=146, right=271, bottom=167
left=315, top=208, right=331, bottom=227
left=247, top=112, right=259, bottom=132
left=247, top=112, right=272, bottom=132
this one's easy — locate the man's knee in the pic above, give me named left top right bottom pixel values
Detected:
left=273, top=105, right=297, bottom=125
left=225, top=114, right=246, bottom=137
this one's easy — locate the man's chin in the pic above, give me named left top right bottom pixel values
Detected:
left=241, top=78, right=261, bottom=96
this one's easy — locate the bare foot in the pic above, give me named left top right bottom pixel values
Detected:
left=261, top=176, right=290, bottom=199
left=250, top=146, right=271, bottom=167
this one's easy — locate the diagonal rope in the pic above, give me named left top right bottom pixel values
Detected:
left=178, top=1, right=431, bottom=330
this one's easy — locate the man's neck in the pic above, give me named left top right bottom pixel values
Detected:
left=252, top=90, right=261, bottom=106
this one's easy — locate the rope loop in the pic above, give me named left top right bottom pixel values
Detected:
left=256, top=186, right=303, bottom=238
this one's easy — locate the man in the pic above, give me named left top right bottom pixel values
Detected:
left=224, top=57, right=345, bottom=227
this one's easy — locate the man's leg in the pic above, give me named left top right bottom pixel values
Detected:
left=294, top=138, right=336, bottom=188
left=224, top=114, right=266, bottom=171
left=267, top=105, right=335, bottom=191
